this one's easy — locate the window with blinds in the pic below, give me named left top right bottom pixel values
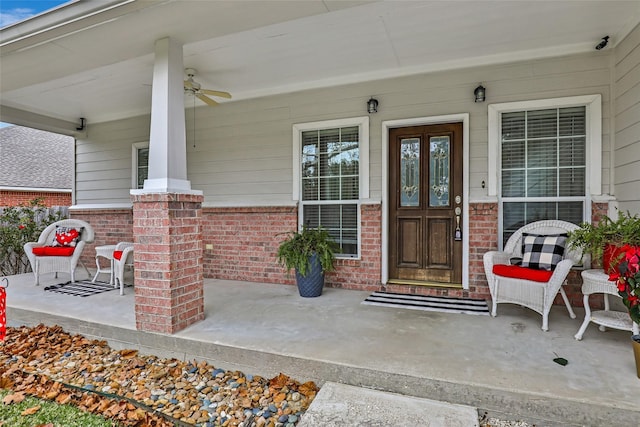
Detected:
left=300, top=126, right=360, bottom=257
left=132, top=142, right=149, bottom=189
left=500, top=106, right=586, bottom=244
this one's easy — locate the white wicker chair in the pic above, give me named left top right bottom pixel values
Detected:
left=24, top=219, right=95, bottom=285
left=113, top=242, right=134, bottom=295
left=483, top=220, right=582, bottom=331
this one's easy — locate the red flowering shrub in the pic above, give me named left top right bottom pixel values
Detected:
left=0, top=198, right=67, bottom=276
left=608, top=245, right=640, bottom=325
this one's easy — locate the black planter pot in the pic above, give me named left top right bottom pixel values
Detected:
left=295, top=253, right=324, bottom=297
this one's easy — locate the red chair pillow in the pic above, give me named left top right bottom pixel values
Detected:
left=492, top=264, right=553, bottom=283
left=32, top=246, right=75, bottom=257
left=113, top=250, right=123, bottom=260
left=51, top=226, right=84, bottom=247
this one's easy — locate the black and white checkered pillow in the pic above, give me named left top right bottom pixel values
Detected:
left=521, top=233, right=567, bottom=271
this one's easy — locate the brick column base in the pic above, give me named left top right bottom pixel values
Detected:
left=131, top=193, right=204, bottom=333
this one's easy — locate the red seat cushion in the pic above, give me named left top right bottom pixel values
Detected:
left=32, top=246, right=75, bottom=257
left=492, top=264, right=553, bottom=283
left=113, top=250, right=123, bottom=260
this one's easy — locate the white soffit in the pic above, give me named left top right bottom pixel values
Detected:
left=1, top=0, right=638, bottom=124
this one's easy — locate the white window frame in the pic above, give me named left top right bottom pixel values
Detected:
left=488, top=95, right=601, bottom=247
left=131, top=141, right=149, bottom=189
left=292, top=117, right=370, bottom=259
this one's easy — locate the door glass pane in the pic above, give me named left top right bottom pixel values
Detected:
left=429, top=136, right=450, bottom=207
left=400, top=138, right=420, bottom=207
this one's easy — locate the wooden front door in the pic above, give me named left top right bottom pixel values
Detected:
left=388, top=123, right=463, bottom=286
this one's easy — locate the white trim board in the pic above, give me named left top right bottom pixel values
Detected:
left=381, top=113, right=470, bottom=289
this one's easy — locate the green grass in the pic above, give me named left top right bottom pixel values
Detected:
left=0, top=389, right=121, bottom=427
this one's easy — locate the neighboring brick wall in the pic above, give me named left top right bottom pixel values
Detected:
left=0, top=190, right=71, bottom=207
left=69, top=208, right=134, bottom=269
left=202, top=203, right=383, bottom=291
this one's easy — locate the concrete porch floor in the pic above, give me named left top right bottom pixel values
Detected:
left=3, top=270, right=639, bottom=426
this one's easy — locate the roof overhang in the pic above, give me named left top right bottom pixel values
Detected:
left=1, top=0, right=639, bottom=129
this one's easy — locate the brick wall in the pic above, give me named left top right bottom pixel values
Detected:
left=202, top=203, right=383, bottom=291
left=69, top=208, right=134, bottom=269
left=131, top=193, right=205, bottom=333
left=202, top=205, right=298, bottom=283
left=0, top=190, right=71, bottom=207
left=69, top=201, right=613, bottom=308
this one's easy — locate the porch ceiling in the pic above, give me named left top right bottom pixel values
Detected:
left=1, top=0, right=639, bottom=126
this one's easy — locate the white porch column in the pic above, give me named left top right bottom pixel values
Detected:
left=140, top=36, right=196, bottom=194
left=130, top=37, right=204, bottom=334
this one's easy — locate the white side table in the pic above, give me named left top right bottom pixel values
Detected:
left=92, top=245, right=116, bottom=285
left=575, top=269, right=639, bottom=340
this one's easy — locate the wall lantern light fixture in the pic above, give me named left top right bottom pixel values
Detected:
left=367, top=97, right=379, bottom=114
left=474, top=84, right=486, bottom=103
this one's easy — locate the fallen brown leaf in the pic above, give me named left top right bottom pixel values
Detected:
left=268, top=373, right=289, bottom=389
left=2, top=392, right=25, bottom=405
left=119, top=349, right=138, bottom=359
left=21, top=405, right=41, bottom=415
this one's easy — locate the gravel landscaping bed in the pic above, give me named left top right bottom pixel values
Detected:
left=2, top=324, right=557, bottom=427
left=1, top=324, right=318, bottom=426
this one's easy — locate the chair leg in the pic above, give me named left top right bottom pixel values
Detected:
left=559, top=286, right=577, bottom=319
left=490, top=281, right=498, bottom=317
left=542, top=314, right=549, bottom=332
left=34, top=261, right=40, bottom=286
left=575, top=294, right=592, bottom=340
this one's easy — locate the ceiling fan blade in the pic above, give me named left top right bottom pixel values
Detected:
left=196, top=93, right=218, bottom=106
left=201, top=89, right=232, bottom=99
left=184, top=80, right=194, bottom=89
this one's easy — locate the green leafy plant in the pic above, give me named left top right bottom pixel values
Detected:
left=276, top=226, right=339, bottom=277
left=0, top=198, right=67, bottom=276
left=567, top=210, right=640, bottom=265
left=608, top=245, right=640, bottom=325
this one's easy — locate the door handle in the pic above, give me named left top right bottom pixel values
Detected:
left=454, top=207, right=462, bottom=241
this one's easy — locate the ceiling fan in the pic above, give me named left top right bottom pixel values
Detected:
left=184, top=68, right=231, bottom=106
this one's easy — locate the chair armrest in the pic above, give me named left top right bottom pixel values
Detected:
left=115, top=242, right=134, bottom=251
left=120, top=245, right=134, bottom=263
left=543, top=258, right=576, bottom=307
left=483, top=251, right=512, bottom=296
left=483, top=251, right=511, bottom=267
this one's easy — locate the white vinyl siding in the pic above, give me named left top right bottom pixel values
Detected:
left=72, top=52, right=611, bottom=210
left=614, top=23, right=640, bottom=213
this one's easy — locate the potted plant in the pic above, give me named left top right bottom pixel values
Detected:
left=608, top=245, right=640, bottom=378
left=276, top=225, right=339, bottom=297
left=567, top=210, right=640, bottom=273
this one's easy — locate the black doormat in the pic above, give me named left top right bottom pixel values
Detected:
left=362, top=291, right=490, bottom=315
left=44, top=280, right=116, bottom=297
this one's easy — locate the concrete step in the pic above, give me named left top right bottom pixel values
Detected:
left=298, top=382, right=479, bottom=427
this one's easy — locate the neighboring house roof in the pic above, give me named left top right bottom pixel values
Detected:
left=0, top=125, right=73, bottom=190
